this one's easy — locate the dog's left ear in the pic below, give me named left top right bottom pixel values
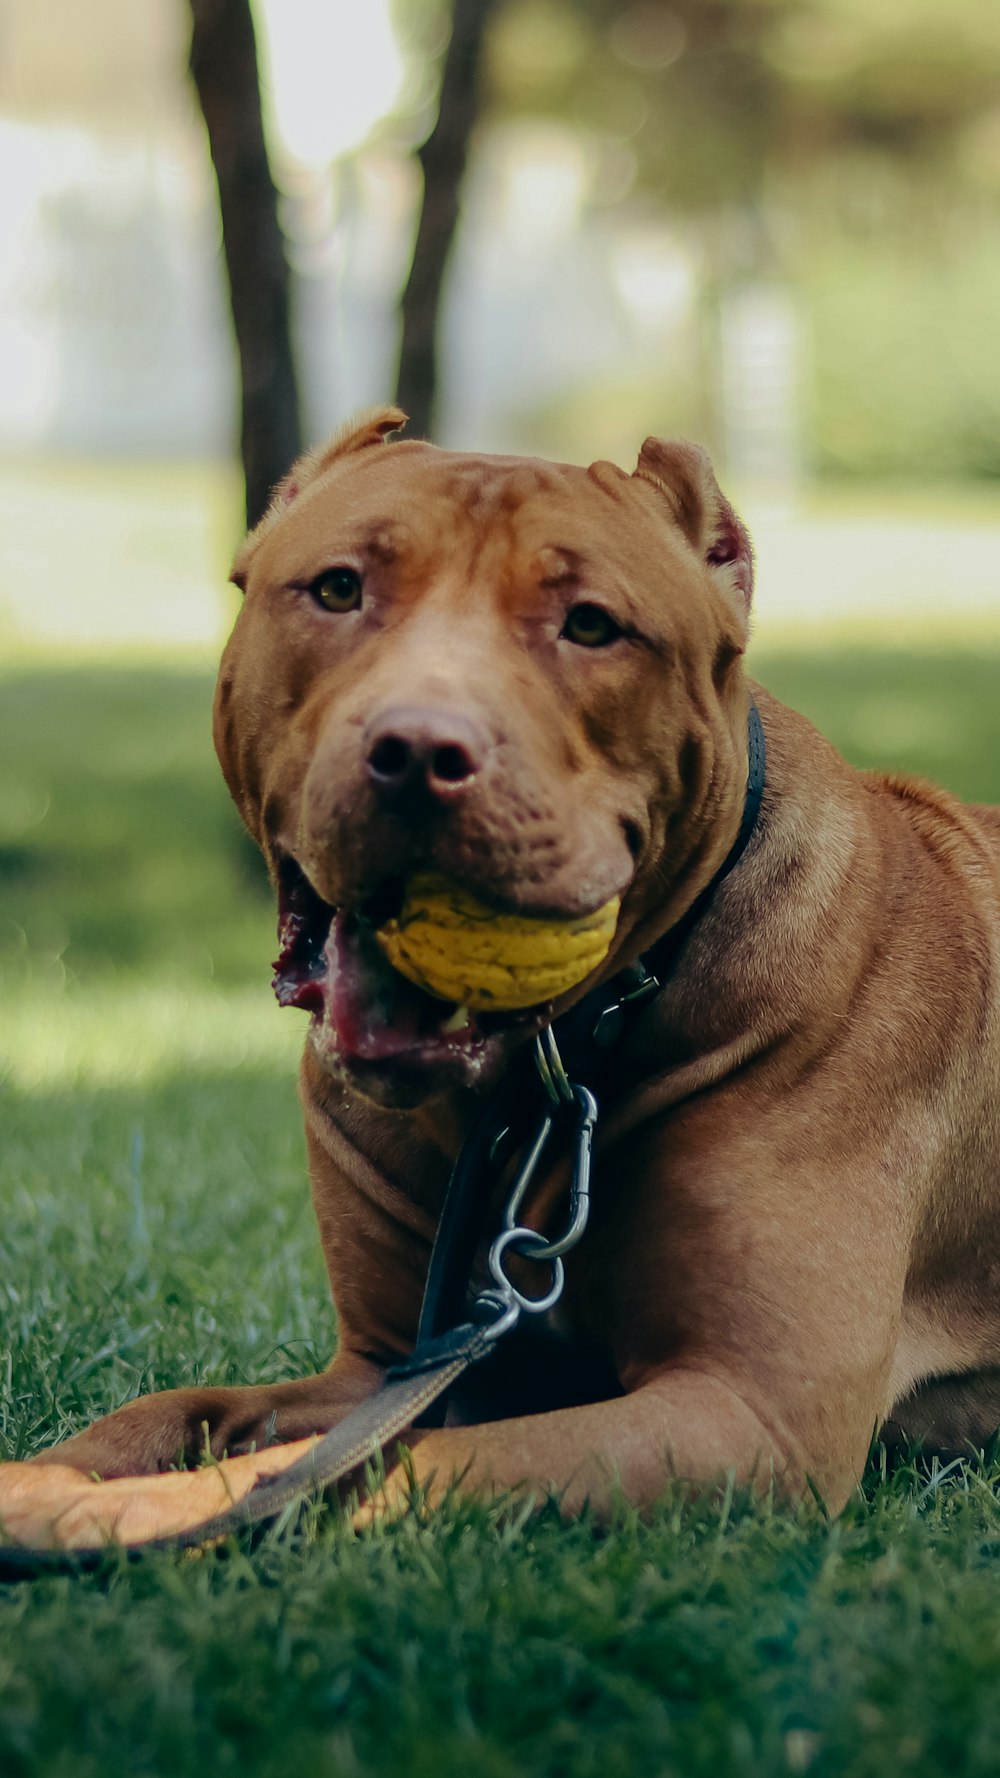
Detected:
left=230, top=406, right=407, bottom=591
left=633, top=437, right=753, bottom=619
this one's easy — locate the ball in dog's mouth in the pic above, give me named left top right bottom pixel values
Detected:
left=270, top=859, right=555, bottom=1094
left=372, top=871, right=621, bottom=1011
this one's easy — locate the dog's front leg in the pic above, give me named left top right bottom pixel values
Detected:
left=29, top=1348, right=384, bottom=1478
left=355, top=1367, right=821, bottom=1524
left=0, top=1368, right=801, bottom=1554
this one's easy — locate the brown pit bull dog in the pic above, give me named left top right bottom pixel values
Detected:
left=28, top=408, right=1000, bottom=1525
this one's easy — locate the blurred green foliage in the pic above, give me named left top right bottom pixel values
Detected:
left=481, top=0, right=1000, bottom=211
left=802, top=225, right=1000, bottom=481
left=393, top=0, right=1000, bottom=480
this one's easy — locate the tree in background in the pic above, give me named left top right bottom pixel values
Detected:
left=184, top=0, right=1000, bottom=486
left=392, top=0, right=1000, bottom=469
left=486, top=0, right=1000, bottom=243
left=392, top=0, right=800, bottom=448
left=188, top=0, right=301, bottom=526
left=395, top=0, right=499, bottom=438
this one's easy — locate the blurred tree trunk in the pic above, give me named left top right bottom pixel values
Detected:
left=188, top=0, right=301, bottom=527
left=395, top=0, right=498, bottom=439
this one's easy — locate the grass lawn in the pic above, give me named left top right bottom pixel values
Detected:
left=2, top=647, right=1000, bottom=1775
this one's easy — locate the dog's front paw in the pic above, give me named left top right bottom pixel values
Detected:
left=28, top=1369, right=377, bottom=1480
left=29, top=1387, right=262, bottom=1479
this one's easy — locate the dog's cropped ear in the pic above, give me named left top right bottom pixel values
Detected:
left=633, top=437, right=753, bottom=619
left=230, top=406, right=407, bottom=591
left=274, top=406, right=407, bottom=510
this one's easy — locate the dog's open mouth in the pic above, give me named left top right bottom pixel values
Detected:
left=272, top=859, right=546, bottom=1090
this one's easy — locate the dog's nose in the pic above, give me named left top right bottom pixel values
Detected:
left=363, top=706, right=487, bottom=800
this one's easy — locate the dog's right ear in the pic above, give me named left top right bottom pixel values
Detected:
left=230, top=406, right=407, bottom=591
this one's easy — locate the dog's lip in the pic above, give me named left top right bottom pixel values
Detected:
left=270, top=855, right=554, bottom=1077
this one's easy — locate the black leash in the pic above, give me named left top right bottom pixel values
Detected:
left=0, top=702, right=766, bottom=1573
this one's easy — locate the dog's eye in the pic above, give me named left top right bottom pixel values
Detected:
left=561, top=603, right=621, bottom=648
left=311, top=567, right=363, bottom=613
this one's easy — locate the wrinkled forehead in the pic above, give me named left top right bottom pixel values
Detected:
left=323, top=441, right=621, bottom=517
left=252, top=442, right=663, bottom=580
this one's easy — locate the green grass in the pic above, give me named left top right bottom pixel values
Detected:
left=2, top=650, right=1000, bottom=1776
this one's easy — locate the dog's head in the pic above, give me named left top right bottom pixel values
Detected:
left=214, top=410, right=754, bottom=1107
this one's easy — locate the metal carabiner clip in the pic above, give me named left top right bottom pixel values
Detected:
left=483, top=1079, right=599, bottom=1319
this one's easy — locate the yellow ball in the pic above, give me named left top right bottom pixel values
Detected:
left=374, top=872, right=621, bottom=1011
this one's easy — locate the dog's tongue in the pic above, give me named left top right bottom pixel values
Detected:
left=325, top=913, right=445, bottom=1060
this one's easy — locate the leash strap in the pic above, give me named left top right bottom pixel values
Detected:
left=0, top=704, right=765, bottom=1573
left=413, top=1066, right=537, bottom=1356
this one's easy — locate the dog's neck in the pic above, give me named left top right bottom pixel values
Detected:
left=598, top=686, right=872, bottom=1136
